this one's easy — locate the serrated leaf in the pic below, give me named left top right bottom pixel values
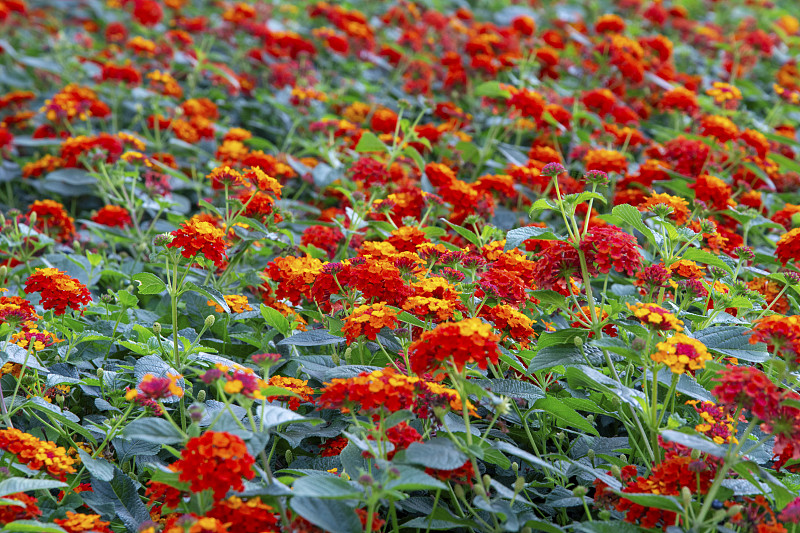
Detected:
left=534, top=397, right=599, bottom=436
left=185, top=282, right=230, bottom=313
left=355, top=131, right=388, bottom=153
left=440, top=219, right=480, bottom=247
left=504, top=226, right=564, bottom=251
left=404, top=439, right=468, bottom=470
left=257, top=404, right=322, bottom=430
left=680, top=248, right=733, bottom=275
left=278, top=329, right=345, bottom=347
left=77, top=449, right=114, bottom=482
left=472, top=379, right=545, bottom=401
left=261, top=304, right=290, bottom=335
left=609, top=204, right=655, bottom=246
left=289, top=497, right=361, bottom=533
left=291, top=475, right=362, bottom=499
left=692, top=326, right=769, bottom=362
left=122, top=417, right=185, bottom=444
left=0, top=478, right=66, bottom=497
left=132, top=272, right=167, bottom=295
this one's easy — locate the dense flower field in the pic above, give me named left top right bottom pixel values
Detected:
left=3, top=0, right=800, bottom=531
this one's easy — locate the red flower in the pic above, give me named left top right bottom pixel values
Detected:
left=24, top=268, right=92, bottom=315
left=27, top=199, right=75, bottom=243
left=408, top=318, right=500, bottom=375
left=776, top=228, right=800, bottom=265
left=341, top=302, right=399, bottom=344
left=580, top=225, right=642, bottom=276
left=91, top=205, right=132, bottom=228
left=205, top=496, right=280, bottom=533
left=132, top=0, right=163, bottom=26
left=173, top=431, right=256, bottom=501
left=167, top=218, right=228, bottom=267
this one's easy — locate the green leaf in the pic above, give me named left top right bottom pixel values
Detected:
left=474, top=81, right=511, bottom=99
left=278, top=329, right=345, bottom=347
left=291, top=475, right=362, bottom=499
left=573, top=521, right=642, bottom=533
left=440, top=219, right=480, bottom=247
left=660, top=430, right=727, bottom=458
left=261, top=304, right=290, bottom=335
left=456, top=140, right=480, bottom=164
left=612, top=492, right=683, bottom=513
left=395, top=310, right=426, bottom=328
left=185, top=282, right=230, bottom=313
left=608, top=204, right=655, bottom=246
left=770, top=152, right=800, bottom=175
left=385, top=465, right=448, bottom=491
left=404, top=438, right=468, bottom=470
left=355, top=131, right=388, bottom=153
left=122, top=418, right=185, bottom=444
left=679, top=247, right=733, bottom=275
left=0, top=478, right=66, bottom=497
left=88, top=469, right=150, bottom=532
left=257, top=404, right=322, bottom=430
left=290, top=497, right=362, bottom=533
left=77, top=449, right=114, bottom=482
left=472, top=379, right=545, bottom=402
left=403, top=146, right=425, bottom=173
left=116, top=290, right=138, bottom=308
left=693, top=326, right=769, bottom=362
left=504, top=227, right=564, bottom=251
left=132, top=272, right=167, bottom=295
left=2, top=521, right=67, bottom=533
left=533, top=397, right=599, bottom=436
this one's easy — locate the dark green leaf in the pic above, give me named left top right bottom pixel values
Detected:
left=122, top=418, right=185, bottom=444
left=132, top=272, right=167, bottom=295
left=290, top=497, right=362, bottom=533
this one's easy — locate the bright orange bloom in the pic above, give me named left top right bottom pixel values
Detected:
left=699, top=114, right=739, bottom=143
left=207, top=165, right=245, bottom=190
left=638, top=193, right=690, bottom=225
left=706, top=82, right=742, bottom=105
left=480, top=304, right=536, bottom=347
left=207, top=294, right=253, bottom=314
left=627, top=302, right=684, bottom=332
left=173, top=431, right=256, bottom=500
left=206, top=496, right=280, bottom=533
left=54, top=512, right=111, bottom=533
left=0, top=428, right=77, bottom=481
left=167, top=218, right=228, bottom=267
left=91, top=205, right=132, bottom=228
left=341, top=302, right=399, bottom=344
left=747, top=278, right=790, bottom=314
left=777, top=228, right=800, bottom=264
left=0, top=491, right=40, bottom=523
left=264, top=255, right=324, bottom=305
left=27, top=199, right=75, bottom=242
left=651, top=334, right=711, bottom=374
left=668, top=259, right=704, bottom=279
left=409, top=318, right=500, bottom=375
left=24, top=267, right=92, bottom=315
left=266, top=376, right=314, bottom=410
left=584, top=149, right=628, bottom=174
left=659, top=86, right=698, bottom=113
left=319, top=368, right=421, bottom=414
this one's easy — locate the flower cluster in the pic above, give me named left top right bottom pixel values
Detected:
left=651, top=334, right=711, bottom=374
left=627, top=302, right=684, bottom=332
left=341, top=302, right=399, bottom=344
left=167, top=218, right=228, bottom=268
left=201, top=363, right=268, bottom=400
left=24, top=268, right=92, bottom=315
left=408, top=318, right=500, bottom=375
left=0, top=428, right=77, bottom=480
left=172, top=431, right=256, bottom=500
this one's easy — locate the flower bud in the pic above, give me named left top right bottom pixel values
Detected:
left=285, top=449, right=294, bottom=465
left=619, top=454, right=627, bottom=464
left=359, top=474, right=374, bottom=486
left=511, top=462, right=519, bottom=475
left=0, top=266, right=6, bottom=280
left=733, top=246, right=754, bottom=261
left=473, top=483, right=486, bottom=498
left=454, top=485, right=465, bottom=500
left=784, top=271, right=800, bottom=285
left=514, top=476, right=525, bottom=493
left=727, top=505, right=742, bottom=517
left=541, top=162, right=566, bottom=177
left=482, top=474, right=492, bottom=490
left=583, top=169, right=609, bottom=186
left=681, top=486, right=692, bottom=507
left=690, top=448, right=701, bottom=460
left=587, top=449, right=595, bottom=462
left=204, top=315, right=215, bottom=328
left=153, top=232, right=174, bottom=247
left=153, top=322, right=161, bottom=335
left=195, top=390, right=206, bottom=403
left=572, top=486, right=588, bottom=498
left=573, top=336, right=583, bottom=347
left=96, top=368, right=104, bottom=379
left=712, top=509, right=727, bottom=523
left=28, top=211, right=37, bottom=225
left=72, top=240, right=82, bottom=253
left=598, top=510, right=611, bottom=521
left=188, top=403, right=204, bottom=422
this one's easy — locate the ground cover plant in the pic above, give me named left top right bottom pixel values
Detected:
left=3, top=0, right=800, bottom=532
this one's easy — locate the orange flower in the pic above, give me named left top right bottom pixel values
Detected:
left=0, top=491, right=40, bottom=523
left=22, top=154, right=65, bottom=178
left=205, top=496, right=280, bottom=533
left=651, top=334, right=711, bottom=374
left=207, top=165, right=245, bottom=190
left=136, top=373, right=184, bottom=401
left=627, top=302, right=684, bottom=332
left=341, top=302, right=399, bottom=344
left=91, top=205, right=132, bottom=228
left=167, top=218, right=228, bottom=267
left=584, top=148, right=628, bottom=174
left=480, top=304, right=536, bottom=347
left=24, top=267, right=92, bottom=315
left=54, top=512, right=112, bottom=533
left=27, top=199, right=75, bottom=242
left=266, top=376, right=314, bottom=410
left=638, top=193, right=689, bottom=225
left=173, top=431, right=256, bottom=500
left=408, top=318, right=500, bottom=375
left=319, top=368, right=420, bottom=414
left=747, top=277, right=790, bottom=314
left=264, top=255, right=324, bottom=305
left=706, top=82, right=742, bottom=105
left=777, top=228, right=800, bottom=264
left=668, top=259, right=704, bottom=279
left=658, top=86, right=698, bottom=113
left=699, top=114, right=739, bottom=143
left=0, top=428, right=77, bottom=481
left=207, top=294, right=252, bottom=314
